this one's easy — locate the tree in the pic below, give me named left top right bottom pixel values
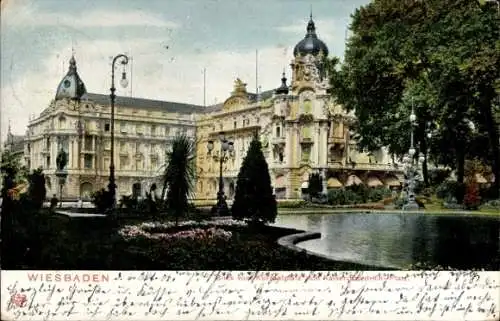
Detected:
left=27, top=168, right=46, bottom=210
left=329, top=0, right=500, bottom=199
left=308, top=173, right=323, bottom=200
left=163, top=135, right=195, bottom=226
left=232, top=135, right=277, bottom=225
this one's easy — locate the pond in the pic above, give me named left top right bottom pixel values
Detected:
left=274, top=212, right=500, bottom=270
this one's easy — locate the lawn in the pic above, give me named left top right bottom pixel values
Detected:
left=1, top=210, right=386, bottom=271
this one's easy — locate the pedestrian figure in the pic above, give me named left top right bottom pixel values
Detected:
left=50, top=194, right=58, bottom=211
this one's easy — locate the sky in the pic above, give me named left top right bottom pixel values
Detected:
left=0, top=0, right=369, bottom=141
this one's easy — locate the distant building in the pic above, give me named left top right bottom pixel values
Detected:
left=23, top=14, right=403, bottom=201
left=3, top=124, right=25, bottom=163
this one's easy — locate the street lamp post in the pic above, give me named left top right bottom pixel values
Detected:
left=207, top=132, right=234, bottom=216
left=402, top=103, right=425, bottom=211
left=108, top=54, right=129, bottom=211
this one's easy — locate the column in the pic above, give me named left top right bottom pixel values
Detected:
left=314, top=123, right=321, bottom=166
left=294, top=123, right=300, bottom=167
left=321, top=122, right=329, bottom=167
left=322, top=168, right=327, bottom=195
left=285, top=171, right=292, bottom=199
left=285, top=123, right=292, bottom=167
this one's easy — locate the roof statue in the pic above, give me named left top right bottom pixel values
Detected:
left=233, top=78, right=247, bottom=95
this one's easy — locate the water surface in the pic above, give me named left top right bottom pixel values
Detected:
left=274, top=213, right=499, bottom=269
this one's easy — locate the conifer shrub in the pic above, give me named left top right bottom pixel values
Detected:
left=232, top=136, right=277, bottom=225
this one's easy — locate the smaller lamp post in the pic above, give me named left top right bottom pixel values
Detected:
left=402, top=104, right=420, bottom=211
left=55, top=147, right=68, bottom=208
left=207, top=132, right=234, bottom=216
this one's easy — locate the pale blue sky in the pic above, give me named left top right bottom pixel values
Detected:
left=1, top=0, right=369, bottom=139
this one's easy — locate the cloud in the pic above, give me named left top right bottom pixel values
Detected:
left=1, top=37, right=295, bottom=140
left=2, top=4, right=178, bottom=29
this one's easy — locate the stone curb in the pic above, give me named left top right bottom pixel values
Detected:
left=277, top=231, right=323, bottom=256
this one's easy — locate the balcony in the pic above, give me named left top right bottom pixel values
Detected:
left=328, top=136, right=345, bottom=144
left=352, top=162, right=398, bottom=171
left=300, top=136, right=314, bottom=144
left=271, top=136, right=285, bottom=145
left=327, top=161, right=344, bottom=169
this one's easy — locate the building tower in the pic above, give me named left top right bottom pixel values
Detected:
left=288, top=13, right=331, bottom=197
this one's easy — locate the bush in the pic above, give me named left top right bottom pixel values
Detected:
left=479, top=185, right=499, bottom=202
left=327, top=188, right=362, bottom=205
left=367, top=187, right=392, bottom=202
left=436, top=181, right=459, bottom=199
left=480, top=199, right=500, bottom=211
left=428, top=168, right=451, bottom=186
left=27, top=168, right=46, bottom=210
left=307, top=173, right=322, bottom=199
left=327, top=186, right=391, bottom=206
left=463, top=182, right=481, bottom=210
left=118, top=195, right=138, bottom=210
left=91, top=188, right=113, bottom=213
left=346, top=184, right=369, bottom=203
left=277, top=200, right=307, bottom=208
left=232, top=136, right=277, bottom=225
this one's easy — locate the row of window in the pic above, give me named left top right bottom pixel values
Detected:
left=37, top=120, right=193, bottom=137
left=41, top=154, right=161, bottom=171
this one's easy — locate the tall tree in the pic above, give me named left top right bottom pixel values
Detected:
left=163, top=135, right=196, bottom=225
left=330, top=0, right=500, bottom=198
left=232, top=135, right=277, bottom=225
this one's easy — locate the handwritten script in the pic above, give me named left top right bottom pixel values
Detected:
left=1, top=271, right=498, bottom=320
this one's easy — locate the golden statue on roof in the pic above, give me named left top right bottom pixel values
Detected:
left=233, top=78, right=247, bottom=95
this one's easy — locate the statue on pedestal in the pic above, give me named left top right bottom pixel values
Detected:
left=56, top=148, right=68, bottom=172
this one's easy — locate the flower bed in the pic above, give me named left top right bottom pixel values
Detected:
left=118, top=219, right=244, bottom=241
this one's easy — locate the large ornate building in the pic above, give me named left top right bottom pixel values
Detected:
left=23, top=15, right=402, bottom=201
left=23, top=56, right=200, bottom=200
left=195, top=15, right=401, bottom=200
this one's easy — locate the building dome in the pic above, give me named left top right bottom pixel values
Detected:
left=293, top=15, right=329, bottom=57
left=55, top=55, right=87, bottom=101
left=275, top=72, right=289, bottom=95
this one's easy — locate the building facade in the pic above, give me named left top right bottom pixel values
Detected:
left=195, top=16, right=402, bottom=200
left=23, top=16, right=402, bottom=201
left=24, top=56, right=202, bottom=200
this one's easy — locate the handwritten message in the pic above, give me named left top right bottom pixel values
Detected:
left=1, top=271, right=498, bottom=320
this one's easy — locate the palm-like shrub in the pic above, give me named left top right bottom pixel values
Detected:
left=162, top=135, right=196, bottom=226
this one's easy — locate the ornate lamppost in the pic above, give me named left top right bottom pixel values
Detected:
left=108, top=54, right=129, bottom=211
left=402, top=104, right=425, bottom=211
left=55, top=147, right=68, bottom=208
left=207, top=132, right=234, bottom=216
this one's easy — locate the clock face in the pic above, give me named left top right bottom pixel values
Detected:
left=63, top=80, right=71, bottom=88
